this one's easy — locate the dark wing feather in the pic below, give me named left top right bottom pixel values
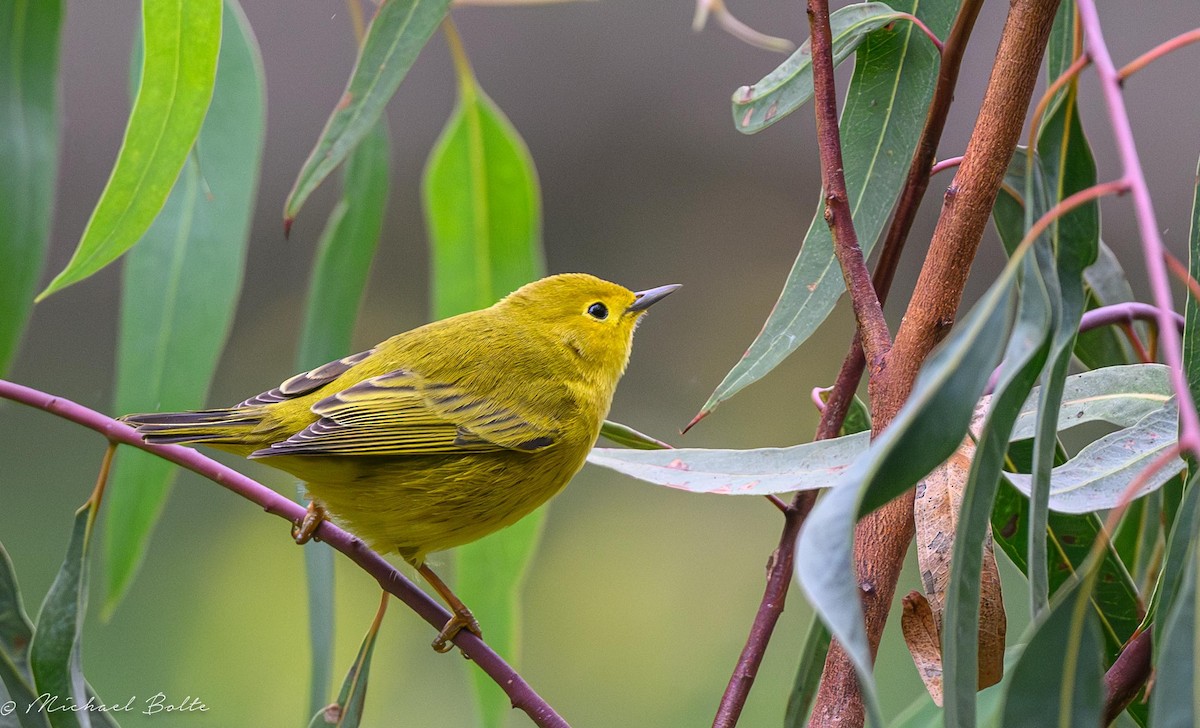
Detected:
left=238, top=349, right=375, bottom=407
left=250, top=369, right=558, bottom=458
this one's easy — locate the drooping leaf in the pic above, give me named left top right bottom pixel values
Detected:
left=422, top=39, right=543, bottom=728
left=783, top=614, right=832, bottom=727
left=0, top=542, right=49, bottom=728
left=998, top=582, right=1105, bottom=728
left=285, top=0, right=450, bottom=225
left=1024, top=22, right=1100, bottom=614
left=104, top=0, right=266, bottom=616
left=1008, top=363, right=1171, bottom=441
left=37, top=0, right=221, bottom=300
left=29, top=483, right=104, bottom=728
left=796, top=263, right=1018, bottom=726
left=991, top=461, right=1141, bottom=663
left=0, top=0, right=62, bottom=375
left=942, top=245, right=1052, bottom=728
left=307, top=594, right=387, bottom=728
left=1151, top=534, right=1200, bottom=728
left=299, top=119, right=389, bottom=714
left=297, top=118, right=390, bottom=718
left=587, top=434, right=867, bottom=495
left=731, top=2, right=909, bottom=134
left=696, top=0, right=953, bottom=424
left=1004, top=402, right=1185, bottom=513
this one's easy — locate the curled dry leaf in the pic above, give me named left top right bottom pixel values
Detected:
left=901, top=590, right=945, bottom=705
left=907, top=410, right=1006, bottom=701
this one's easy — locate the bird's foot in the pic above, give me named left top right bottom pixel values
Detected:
left=291, top=501, right=327, bottom=545
left=431, top=608, right=482, bottom=653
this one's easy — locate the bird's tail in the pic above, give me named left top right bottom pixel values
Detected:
left=121, top=408, right=269, bottom=448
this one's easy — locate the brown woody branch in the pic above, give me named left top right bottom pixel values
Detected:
left=809, top=1, right=1064, bottom=725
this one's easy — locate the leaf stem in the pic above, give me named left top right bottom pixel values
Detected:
left=1119, top=28, right=1200, bottom=80
left=0, top=378, right=570, bottom=728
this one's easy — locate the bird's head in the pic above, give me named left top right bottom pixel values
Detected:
left=499, top=273, right=679, bottom=388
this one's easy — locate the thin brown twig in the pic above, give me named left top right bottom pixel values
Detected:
left=1119, top=28, right=1200, bottom=80
left=713, top=3, right=986, bottom=726
left=807, top=0, right=892, bottom=372
left=811, top=2, right=1064, bottom=724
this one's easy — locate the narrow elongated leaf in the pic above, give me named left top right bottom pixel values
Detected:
left=1025, top=32, right=1100, bottom=614
left=784, top=615, right=832, bottom=727
left=37, top=0, right=221, bottom=300
left=29, top=499, right=98, bottom=728
left=1005, top=403, right=1185, bottom=513
left=296, top=118, right=391, bottom=717
left=103, top=0, right=266, bottom=615
left=731, top=2, right=907, bottom=134
left=943, top=247, right=1052, bottom=728
left=1151, top=536, right=1200, bottom=728
left=999, top=582, right=1105, bottom=728
left=0, top=543, right=49, bottom=728
left=796, top=266, right=1018, bottom=726
left=307, top=595, right=387, bottom=728
left=597, top=420, right=672, bottom=450
left=423, top=47, right=542, bottom=728
left=596, top=365, right=1171, bottom=497
left=0, top=0, right=62, bottom=374
left=587, top=434, right=867, bottom=494
left=991, top=443, right=1141, bottom=665
left=285, top=0, right=450, bottom=225
left=0, top=544, right=33, bottom=685
left=1008, top=364, right=1170, bottom=441
left=696, top=0, right=953, bottom=423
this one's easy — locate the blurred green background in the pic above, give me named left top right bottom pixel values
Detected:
left=3, top=1, right=1199, bottom=725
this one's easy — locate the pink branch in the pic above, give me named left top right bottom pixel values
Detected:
left=0, top=378, right=570, bottom=728
left=1076, top=1, right=1200, bottom=453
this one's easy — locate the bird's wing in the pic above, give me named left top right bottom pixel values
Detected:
left=251, top=368, right=558, bottom=458
left=237, top=349, right=376, bottom=407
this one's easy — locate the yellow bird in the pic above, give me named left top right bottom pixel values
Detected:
left=123, top=273, right=678, bottom=650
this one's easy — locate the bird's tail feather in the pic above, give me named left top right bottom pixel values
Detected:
left=121, top=409, right=268, bottom=447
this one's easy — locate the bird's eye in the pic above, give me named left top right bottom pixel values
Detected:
left=587, top=302, right=609, bottom=320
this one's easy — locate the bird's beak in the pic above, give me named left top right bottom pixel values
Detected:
left=627, top=284, right=681, bottom=313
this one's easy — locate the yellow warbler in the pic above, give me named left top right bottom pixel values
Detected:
left=123, top=273, right=678, bottom=650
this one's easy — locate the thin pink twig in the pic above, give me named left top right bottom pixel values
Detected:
left=0, top=378, right=570, bottom=728
left=929, top=156, right=963, bottom=176
left=1076, top=1, right=1200, bottom=454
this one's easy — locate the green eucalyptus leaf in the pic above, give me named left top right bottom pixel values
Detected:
left=37, top=0, right=221, bottom=300
left=296, top=118, right=390, bottom=718
left=783, top=615, right=832, bottom=727
left=423, top=53, right=543, bottom=728
left=1004, top=402, right=1185, bottom=514
left=306, top=599, right=386, bottom=728
left=796, top=262, right=1018, bottom=727
left=597, top=420, right=671, bottom=450
left=0, top=0, right=62, bottom=374
left=104, top=0, right=265, bottom=616
left=697, top=0, right=952, bottom=424
left=731, top=2, right=908, bottom=134
left=285, top=0, right=450, bottom=225
left=587, top=434, right=867, bottom=495
left=29, top=501, right=96, bottom=728
left=999, top=582, right=1105, bottom=728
